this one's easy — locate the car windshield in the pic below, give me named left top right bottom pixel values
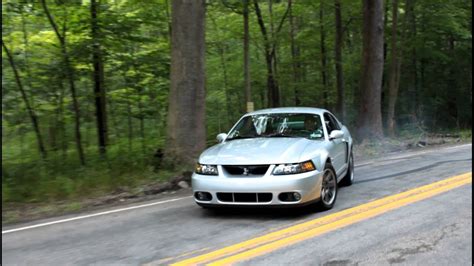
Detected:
left=227, top=113, right=324, bottom=140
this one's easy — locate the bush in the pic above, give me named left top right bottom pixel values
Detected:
left=2, top=137, right=169, bottom=204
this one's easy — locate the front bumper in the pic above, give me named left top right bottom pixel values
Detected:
left=192, top=166, right=324, bottom=206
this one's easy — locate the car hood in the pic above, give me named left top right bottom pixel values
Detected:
left=199, top=137, right=323, bottom=165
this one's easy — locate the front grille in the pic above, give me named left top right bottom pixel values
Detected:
left=223, top=165, right=269, bottom=176
left=216, top=193, right=273, bottom=203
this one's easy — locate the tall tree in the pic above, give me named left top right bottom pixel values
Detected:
left=2, top=40, right=47, bottom=160
left=288, top=0, right=301, bottom=106
left=356, top=0, right=385, bottom=139
left=218, top=44, right=233, bottom=126
left=91, top=0, right=108, bottom=155
left=253, top=0, right=290, bottom=108
left=18, top=6, right=34, bottom=104
left=386, top=0, right=401, bottom=136
left=319, top=0, right=329, bottom=109
left=243, top=0, right=253, bottom=112
left=164, top=0, right=206, bottom=168
left=41, top=0, right=86, bottom=165
left=334, top=0, right=345, bottom=121
left=254, top=0, right=278, bottom=108
left=406, top=0, right=418, bottom=123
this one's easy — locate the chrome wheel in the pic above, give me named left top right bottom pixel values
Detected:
left=321, top=169, right=337, bottom=205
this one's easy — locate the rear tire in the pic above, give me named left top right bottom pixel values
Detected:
left=317, top=163, right=338, bottom=210
left=340, top=151, right=354, bottom=187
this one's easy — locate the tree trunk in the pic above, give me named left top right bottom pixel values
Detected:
left=19, top=8, right=35, bottom=105
left=446, top=35, right=461, bottom=128
left=91, top=0, right=108, bottom=155
left=164, top=0, right=206, bottom=168
left=386, top=0, right=400, bottom=136
left=208, top=13, right=232, bottom=125
left=356, top=0, right=385, bottom=140
left=419, top=11, right=426, bottom=117
left=253, top=0, right=290, bottom=108
left=127, top=99, right=133, bottom=153
left=57, top=80, right=68, bottom=157
left=2, top=40, right=47, bottom=160
left=254, top=0, right=279, bottom=108
left=243, top=0, right=253, bottom=112
left=406, top=0, right=418, bottom=123
left=106, top=94, right=121, bottom=141
left=218, top=45, right=233, bottom=128
left=41, top=0, right=86, bottom=165
left=138, top=98, right=146, bottom=155
left=49, top=107, right=58, bottom=151
left=269, top=0, right=280, bottom=106
left=334, top=0, right=345, bottom=120
left=288, top=0, right=301, bottom=106
left=319, top=1, right=329, bottom=109
left=381, top=0, right=389, bottom=113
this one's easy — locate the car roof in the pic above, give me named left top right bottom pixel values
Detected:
left=245, top=107, right=329, bottom=116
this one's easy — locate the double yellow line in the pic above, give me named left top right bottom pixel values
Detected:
left=171, top=172, right=472, bottom=266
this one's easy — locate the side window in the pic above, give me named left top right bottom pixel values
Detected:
left=328, top=114, right=341, bottom=130
left=323, top=113, right=337, bottom=134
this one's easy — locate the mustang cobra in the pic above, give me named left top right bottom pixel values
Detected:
left=192, top=107, right=354, bottom=210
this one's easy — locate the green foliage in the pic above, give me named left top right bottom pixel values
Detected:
left=459, top=129, right=472, bottom=140
left=2, top=0, right=472, bottom=204
left=2, top=127, right=168, bottom=203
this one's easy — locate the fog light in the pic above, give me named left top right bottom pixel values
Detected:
left=278, top=192, right=301, bottom=202
left=197, top=192, right=205, bottom=200
left=293, top=192, right=301, bottom=201
left=194, top=191, right=212, bottom=201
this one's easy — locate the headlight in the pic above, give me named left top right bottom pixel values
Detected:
left=195, top=163, right=218, bottom=175
left=272, top=160, right=316, bottom=175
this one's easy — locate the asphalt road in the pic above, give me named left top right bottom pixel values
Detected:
left=2, top=143, right=472, bottom=265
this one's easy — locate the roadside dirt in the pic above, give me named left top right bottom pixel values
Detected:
left=353, top=134, right=467, bottom=161
left=2, top=135, right=470, bottom=226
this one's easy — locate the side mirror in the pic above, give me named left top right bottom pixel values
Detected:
left=329, top=130, right=344, bottom=140
left=216, top=133, right=228, bottom=143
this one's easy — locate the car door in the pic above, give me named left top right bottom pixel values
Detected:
left=323, top=112, right=346, bottom=178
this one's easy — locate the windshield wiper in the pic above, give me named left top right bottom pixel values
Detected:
left=226, top=135, right=257, bottom=141
left=265, top=133, right=299, bottom=138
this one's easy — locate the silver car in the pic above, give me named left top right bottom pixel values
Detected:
left=192, top=107, right=354, bottom=210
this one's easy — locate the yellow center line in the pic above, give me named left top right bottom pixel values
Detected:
left=171, top=173, right=472, bottom=266
left=209, top=175, right=471, bottom=265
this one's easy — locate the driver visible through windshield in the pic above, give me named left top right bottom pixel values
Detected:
left=227, top=113, right=324, bottom=140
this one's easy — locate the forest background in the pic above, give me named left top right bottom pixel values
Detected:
left=2, top=0, right=471, bottom=217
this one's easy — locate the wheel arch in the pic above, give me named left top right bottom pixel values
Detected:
left=313, top=150, right=333, bottom=172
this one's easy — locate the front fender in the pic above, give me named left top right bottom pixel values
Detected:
left=299, top=145, right=331, bottom=172
left=313, top=151, right=331, bottom=172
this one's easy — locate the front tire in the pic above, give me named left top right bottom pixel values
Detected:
left=317, top=163, right=338, bottom=210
